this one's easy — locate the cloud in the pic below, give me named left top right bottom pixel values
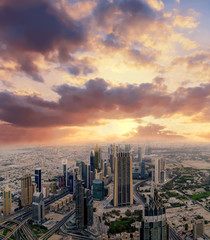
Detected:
left=0, top=0, right=86, bottom=81
left=0, top=79, right=209, bottom=128
left=126, top=123, right=185, bottom=141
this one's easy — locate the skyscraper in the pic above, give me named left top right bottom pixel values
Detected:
left=35, top=168, right=42, bottom=192
left=114, top=152, right=133, bottom=207
left=94, top=144, right=100, bottom=171
left=138, top=146, right=142, bottom=164
left=3, top=186, right=12, bottom=216
left=32, top=192, right=45, bottom=225
left=84, top=189, right=93, bottom=227
left=21, top=174, right=33, bottom=207
left=93, top=179, right=104, bottom=201
left=140, top=188, right=169, bottom=240
left=90, top=150, right=95, bottom=178
left=155, top=158, right=166, bottom=184
left=75, top=178, right=85, bottom=229
left=62, top=160, right=67, bottom=187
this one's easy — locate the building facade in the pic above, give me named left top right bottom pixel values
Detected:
left=114, top=152, right=133, bottom=207
left=32, top=192, right=45, bottom=224
left=35, top=168, right=42, bottom=192
left=93, top=179, right=104, bottom=201
left=3, top=186, right=12, bottom=216
left=21, top=174, right=33, bottom=207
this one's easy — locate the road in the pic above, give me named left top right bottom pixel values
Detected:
left=39, top=210, right=75, bottom=240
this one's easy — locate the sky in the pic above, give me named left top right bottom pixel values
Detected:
left=0, top=0, right=210, bottom=145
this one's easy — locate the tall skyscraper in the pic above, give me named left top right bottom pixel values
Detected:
left=62, top=160, right=67, bottom=187
left=84, top=189, right=93, bottom=227
left=155, top=158, right=166, bottom=184
left=75, top=178, right=85, bottom=229
left=3, top=186, right=12, bottom=216
left=140, top=188, right=169, bottom=240
left=90, top=150, right=95, bottom=178
left=32, top=192, right=45, bottom=225
left=35, top=168, right=42, bottom=192
left=138, top=146, right=142, bottom=164
left=94, top=144, right=100, bottom=171
left=141, top=161, right=146, bottom=179
left=114, top=152, right=133, bottom=207
left=93, top=179, right=104, bottom=201
left=21, top=174, right=33, bottom=207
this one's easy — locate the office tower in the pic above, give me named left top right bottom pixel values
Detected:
left=67, top=172, right=74, bottom=194
left=90, top=150, right=95, bottom=178
left=103, top=161, right=107, bottom=177
left=125, top=144, right=131, bottom=152
left=3, top=186, right=12, bottom=216
left=75, top=178, right=85, bottom=229
left=35, top=168, right=42, bottom=192
left=99, top=147, right=103, bottom=170
left=84, top=189, right=93, bottom=227
left=32, top=192, right=45, bottom=225
left=87, top=165, right=91, bottom=189
left=21, top=174, right=33, bottom=207
left=93, top=179, right=105, bottom=201
left=140, top=188, right=169, bottom=240
left=94, top=144, right=100, bottom=171
left=145, top=146, right=152, bottom=155
left=114, top=152, right=133, bottom=207
left=58, top=175, right=65, bottom=189
left=155, top=158, right=166, bottom=184
left=141, top=161, right=146, bottom=179
left=32, top=183, right=37, bottom=194
left=62, top=160, right=67, bottom=187
left=193, top=220, right=204, bottom=240
left=50, top=182, right=56, bottom=193
left=109, top=145, right=116, bottom=173
left=138, top=146, right=142, bottom=164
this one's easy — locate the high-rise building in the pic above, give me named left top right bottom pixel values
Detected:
left=94, top=144, right=100, bottom=171
left=84, top=189, right=93, bottom=227
left=93, top=179, right=104, bottom=201
left=32, top=192, right=45, bottom=225
left=155, top=158, right=166, bottom=184
left=75, top=179, right=85, bottom=229
left=21, top=174, right=33, bottom=207
left=140, top=188, right=169, bottom=240
left=138, top=146, right=142, bottom=164
left=67, top=172, right=74, bottom=194
left=42, top=184, right=50, bottom=198
left=3, top=186, right=12, bottom=216
left=35, top=168, right=42, bottom=192
left=62, top=160, right=67, bottom=187
left=125, top=144, right=131, bottom=152
left=114, top=152, right=133, bottom=207
left=141, top=161, right=146, bottom=179
left=90, top=150, right=95, bottom=178
left=109, top=145, right=116, bottom=173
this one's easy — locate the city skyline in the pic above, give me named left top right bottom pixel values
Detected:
left=0, top=0, right=209, bottom=145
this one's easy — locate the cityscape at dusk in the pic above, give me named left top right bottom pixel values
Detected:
left=0, top=0, right=209, bottom=240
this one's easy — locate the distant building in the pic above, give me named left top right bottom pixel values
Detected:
left=90, top=150, right=95, bottom=179
left=67, top=172, right=74, bottom=194
left=114, top=152, right=133, bottom=207
left=3, top=186, right=12, bottom=216
left=140, top=188, right=169, bottom=240
left=138, top=146, right=142, bottom=165
left=32, top=192, right=45, bottom=225
left=93, top=179, right=104, bottom=201
left=21, top=174, right=33, bottom=207
left=62, top=160, right=67, bottom=187
left=58, top=175, right=65, bottom=189
left=95, top=145, right=100, bottom=171
left=35, top=168, right=42, bottom=192
left=42, top=184, right=50, bottom=198
left=193, top=220, right=204, bottom=240
left=155, top=158, right=166, bottom=184
left=141, top=161, right=146, bottom=179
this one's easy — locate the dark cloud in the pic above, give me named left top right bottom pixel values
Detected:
left=127, top=123, right=185, bottom=141
left=0, top=0, right=86, bottom=81
left=0, top=79, right=209, bottom=128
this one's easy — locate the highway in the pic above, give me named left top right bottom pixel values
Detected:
left=39, top=210, right=75, bottom=240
